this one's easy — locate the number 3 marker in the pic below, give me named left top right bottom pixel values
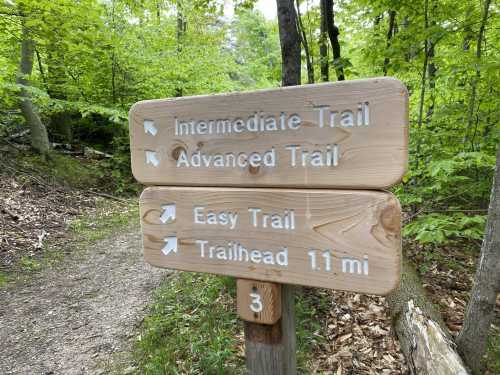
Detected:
left=249, top=292, right=263, bottom=313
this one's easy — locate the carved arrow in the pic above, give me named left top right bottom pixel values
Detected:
left=146, top=151, right=160, bottom=167
left=160, top=204, right=176, bottom=224
left=143, top=120, right=157, bottom=136
left=162, top=236, right=178, bottom=256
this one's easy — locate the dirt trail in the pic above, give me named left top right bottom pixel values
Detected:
left=0, top=228, right=165, bottom=375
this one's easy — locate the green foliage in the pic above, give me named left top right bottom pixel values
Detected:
left=486, top=333, right=500, bottom=374
left=295, top=290, right=329, bottom=371
left=15, top=152, right=100, bottom=189
left=399, top=150, right=494, bottom=245
left=231, top=10, right=281, bottom=87
left=0, top=0, right=283, bottom=194
left=325, top=0, right=499, bottom=245
left=18, top=256, right=42, bottom=272
left=97, top=134, right=140, bottom=195
left=133, top=273, right=243, bottom=375
left=134, top=274, right=331, bottom=374
left=0, top=271, right=9, bottom=287
left=404, top=213, right=486, bottom=245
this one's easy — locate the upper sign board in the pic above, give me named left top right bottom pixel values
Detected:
left=130, top=78, right=408, bottom=189
left=140, top=187, right=402, bottom=295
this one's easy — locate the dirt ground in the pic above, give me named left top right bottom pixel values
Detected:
left=0, top=229, right=165, bottom=375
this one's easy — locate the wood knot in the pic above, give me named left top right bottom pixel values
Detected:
left=380, top=199, right=401, bottom=234
left=171, top=146, right=185, bottom=161
left=249, top=165, right=259, bottom=175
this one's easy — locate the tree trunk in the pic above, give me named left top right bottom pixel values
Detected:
left=425, top=0, right=437, bottom=125
left=295, top=0, right=314, bottom=84
left=175, top=0, right=186, bottom=97
left=274, top=1, right=301, bottom=372
left=414, top=0, right=429, bottom=173
left=156, top=0, right=161, bottom=24
left=34, top=48, right=47, bottom=90
left=319, top=0, right=329, bottom=81
left=383, top=10, right=396, bottom=76
left=387, top=260, right=470, bottom=374
left=276, top=0, right=301, bottom=86
left=463, top=0, right=492, bottom=149
left=17, top=16, right=50, bottom=157
left=324, top=0, right=344, bottom=81
left=456, top=145, right=500, bottom=374
left=109, top=0, right=117, bottom=105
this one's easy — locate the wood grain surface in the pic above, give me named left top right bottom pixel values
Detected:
left=139, top=186, right=402, bottom=295
left=130, top=78, right=408, bottom=189
left=237, top=279, right=282, bottom=325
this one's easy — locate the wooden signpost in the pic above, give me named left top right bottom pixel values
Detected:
left=140, top=187, right=401, bottom=294
left=130, top=77, right=409, bottom=374
left=130, top=78, right=408, bottom=189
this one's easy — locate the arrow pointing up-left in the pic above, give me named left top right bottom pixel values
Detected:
left=146, top=151, right=160, bottom=167
left=144, top=120, right=157, bottom=136
left=161, top=236, right=178, bottom=256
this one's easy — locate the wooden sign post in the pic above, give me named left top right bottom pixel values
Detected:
left=129, top=78, right=408, bottom=189
left=139, top=187, right=401, bottom=294
left=130, top=77, right=408, bottom=374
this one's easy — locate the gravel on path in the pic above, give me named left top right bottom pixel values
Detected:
left=0, top=229, right=165, bottom=375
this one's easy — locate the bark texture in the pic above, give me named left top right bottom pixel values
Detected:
left=456, top=145, right=500, bottom=374
left=324, top=0, right=344, bottom=81
left=296, top=0, right=314, bottom=84
left=275, top=2, right=301, bottom=372
left=276, top=0, right=301, bottom=86
left=17, top=17, right=50, bottom=156
left=383, top=10, right=396, bottom=76
left=319, top=0, right=329, bottom=81
left=414, top=0, right=429, bottom=172
left=387, top=260, right=469, bottom=375
left=426, top=0, right=437, bottom=125
left=174, top=1, right=187, bottom=97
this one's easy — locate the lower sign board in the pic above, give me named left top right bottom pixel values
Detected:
left=140, top=187, right=402, bottom=295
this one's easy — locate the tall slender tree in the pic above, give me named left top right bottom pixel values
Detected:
left=383, top=10, right=396, bottom=76
left=17, top=8, right=50, bottom=157
left=414, top=0, right=430, bottom=172
left=277, top=0, right=301, bottom=86
left=319, top=0, right=329, bottom=81
left=463, top=0, right=492, bottom=149
left=323, top=0, right=344, bottom=80
left=176, top=0, right=187, bottom=97
left=295, top=0, right=314, bottom=83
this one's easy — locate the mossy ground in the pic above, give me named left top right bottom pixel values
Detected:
left=16, top=151, right=101, bottom=189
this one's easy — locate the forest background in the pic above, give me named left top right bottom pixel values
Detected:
left=0, top=0, right=498, bottom=373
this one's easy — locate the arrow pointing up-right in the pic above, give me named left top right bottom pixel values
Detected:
left=161, top=236, right=178, bottom=256
left=160, top=204, right=176, bottom=224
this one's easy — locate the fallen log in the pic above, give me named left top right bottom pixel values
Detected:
left=83, top=146, right=112, bottom=159
left=387, top=260, right=469, bottom=374
left=7, top=129, right=30, bottom=140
